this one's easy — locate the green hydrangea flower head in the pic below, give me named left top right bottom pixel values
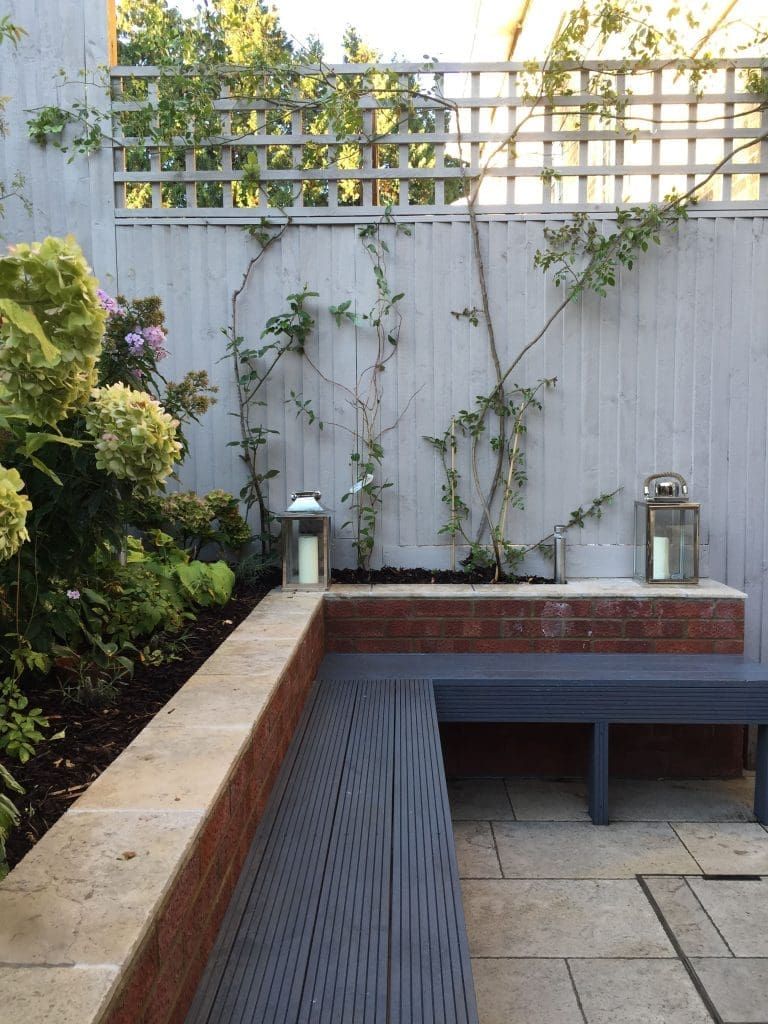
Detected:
left=0, top=236, right=106, bottom=426
left=85, top=383, right=182, bottom=491
left=0, top=465, right=32, bottom=561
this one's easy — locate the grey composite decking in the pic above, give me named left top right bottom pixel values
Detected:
left=185, top=676, right=478, bottom=1024
left=322, top=653, right=768, bottom=826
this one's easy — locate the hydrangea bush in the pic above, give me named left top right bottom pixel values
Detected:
left=0, top=235, right=231, bottom=688
left=0, top=235, right=235, bottom=873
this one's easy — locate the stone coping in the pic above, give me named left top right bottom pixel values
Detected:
left=328, top=577, right=746, bottom=600
left=0, top=590, right=323, bottom=1024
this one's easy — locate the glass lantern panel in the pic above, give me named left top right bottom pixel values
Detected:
left=649, top=507, right=697, bottom=581
left=283, top=517, right=328, bottom=588
left=634, top=502, right=647, bottom=580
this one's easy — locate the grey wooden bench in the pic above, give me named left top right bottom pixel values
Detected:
left=432, top=653, right=768, bottom=825
left=185, top=676, right=478, bottom=1024
left=321, top=652, right=768, bottom=827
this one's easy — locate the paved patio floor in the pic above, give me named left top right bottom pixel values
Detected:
left=449, top=775, right=768, bottom=1024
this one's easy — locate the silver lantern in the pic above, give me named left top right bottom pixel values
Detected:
left=279, top=491, right=331, bottom=591
left=634, top=472, right=700, bottom=584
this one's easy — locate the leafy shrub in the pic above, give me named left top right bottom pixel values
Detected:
left=0, top=677, right=49, bottom=763
left=134, top=488, right=251, bottom=558
left=0, top=763, right=22, bottom=880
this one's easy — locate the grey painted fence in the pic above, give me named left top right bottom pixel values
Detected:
left=2, top=2, right=768, bottom=659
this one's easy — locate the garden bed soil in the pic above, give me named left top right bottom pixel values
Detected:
left=331, top=566, right=553, bottom=585
left=6, top=571, right=280, bottom=871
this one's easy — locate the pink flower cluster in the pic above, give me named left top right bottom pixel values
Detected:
left=124, top=324, right=168, bottom=360
left=97, top=289, right=123, bottom=315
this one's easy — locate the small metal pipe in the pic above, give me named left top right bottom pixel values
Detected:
left=553, top=524, right=567, bottom=584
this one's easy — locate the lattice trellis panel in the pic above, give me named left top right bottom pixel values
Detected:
left=110, top=60, right=768, bottom=218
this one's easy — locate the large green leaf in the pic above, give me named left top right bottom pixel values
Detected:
left=22, top=432, right=82, bottom=456
left=0, top=298, right=58, bottom=363
left=27, top=454, right=62, bottom=486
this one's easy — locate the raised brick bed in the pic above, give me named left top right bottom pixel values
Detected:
left=325, top=583, right=746, bottom=778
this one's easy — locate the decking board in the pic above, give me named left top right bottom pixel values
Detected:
left=185, top=677, right=478, bottom=1024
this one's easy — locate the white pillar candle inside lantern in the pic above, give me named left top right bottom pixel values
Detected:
left=634, top=473, right=700, bottom=585
left=652, top=536, right=670, bottom=580
left=298, top=534, right=319, bottom=585
left=279, top=491, right=332, bottom=591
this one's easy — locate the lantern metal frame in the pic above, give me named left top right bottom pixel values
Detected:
left=633, top=472, right=700, bottom=585
left=278, top=491, right=332, bottom=592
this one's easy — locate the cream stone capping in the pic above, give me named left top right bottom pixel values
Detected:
left=0, top=590, right=323, bottom=1024
left=328, top=578, right=746, bottom=600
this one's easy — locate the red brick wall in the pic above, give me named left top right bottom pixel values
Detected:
left=102, top=607, right=325, bottom=1024
left=324, top=595, right=745, bottom=654
left=325, top=594, right=746, bottom=778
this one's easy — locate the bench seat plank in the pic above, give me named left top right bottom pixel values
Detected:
left=297, top=680, right=394, bottom=1024
left=392, top=679, right=478, bottom=1024
left=186, top=677, right=478, bottom=1024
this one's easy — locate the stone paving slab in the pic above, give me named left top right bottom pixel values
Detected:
left=690, top=958, right=768, bottom=1023
left=195, top=636, right=300, bottom=675
left=0, top=965, right=119, bottom=1024
left=493, top=822, right=700, bottom=878
left=504, top=779, right=590, bottom=821
left=461, top=879, right=675, bottom=958
left=687, top=877, right=768, bottom=957
left=470, top=958, right=582, bottom=1024
left=448, top=778, right=515, bottom=820
left=73, top=721, right=248, bottom=812
left=569, top=959, right=712, bottom=1024
left=150, top=672, right=276, bottom=730
left=643, top=876, right=732, bottom=957
left=611, top=778, right=755, bottom=822
left=673, top=823, right=768, bottom=875
left=453, top=821, right=503, bottom=878
left=0, top=810, right=200, bottom=965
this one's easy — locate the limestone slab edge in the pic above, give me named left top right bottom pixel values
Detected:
left=0, top=810, right=202, bottom=966
left=327, top=578, right=746, bottom=600
left=0, top=965, right=120, bottom=1024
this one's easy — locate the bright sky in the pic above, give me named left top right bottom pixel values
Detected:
left=167, top=0, right=766, bottom=62
left=170, top=0, right=496, bottom=61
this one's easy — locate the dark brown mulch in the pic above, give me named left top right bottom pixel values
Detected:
left=331, top=566, right=553, bottom=585
left=5, top=572, right=280, bottom=871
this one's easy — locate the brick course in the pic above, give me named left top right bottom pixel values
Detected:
left=324, top=595, right=744, bottom=654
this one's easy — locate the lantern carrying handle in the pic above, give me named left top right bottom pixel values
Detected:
left=643, top=472, right=688, bottom=498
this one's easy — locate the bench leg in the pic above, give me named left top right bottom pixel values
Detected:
left=588, top=722, right=610, bottom=826
left=754, top=724, right=768, bottom=825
